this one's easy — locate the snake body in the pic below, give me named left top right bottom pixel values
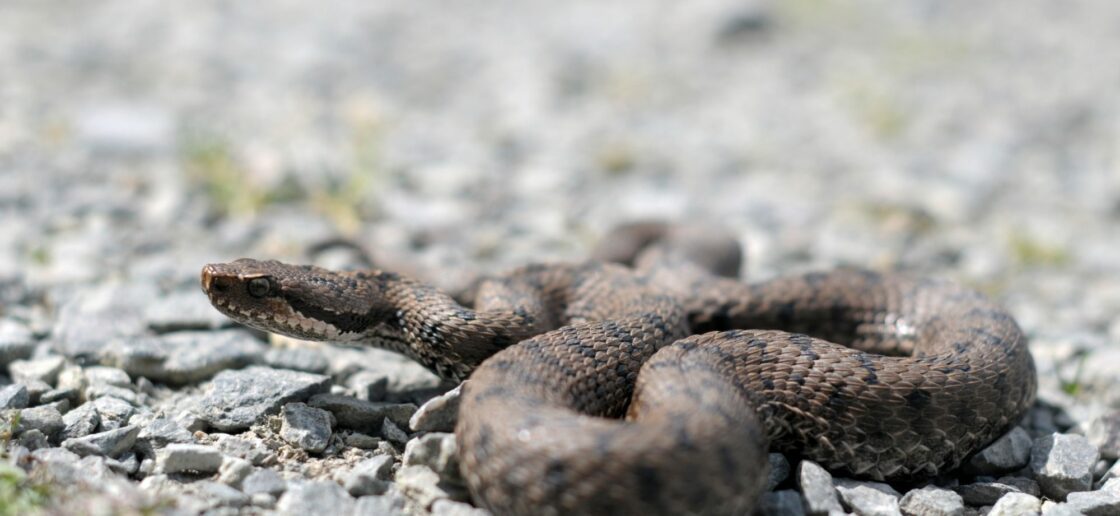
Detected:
left=200, top=227, right=1036, bottom=515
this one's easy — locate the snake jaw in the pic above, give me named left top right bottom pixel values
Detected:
left=201, top=259, right=396, bottom=343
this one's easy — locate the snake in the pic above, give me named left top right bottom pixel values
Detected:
left=199, top=223, right=1037, bottom=515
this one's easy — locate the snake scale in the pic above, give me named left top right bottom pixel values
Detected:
left=200, top=223, right=1036, bottom=515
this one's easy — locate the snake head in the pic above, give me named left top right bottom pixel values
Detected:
left=201, top=258, right=395, bottom=341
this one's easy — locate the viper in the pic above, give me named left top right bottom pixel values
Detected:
left=200, top=223, right=1036, bottom=515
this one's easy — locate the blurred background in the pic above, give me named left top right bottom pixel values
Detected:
left=2, top=0, right=1119, bottom=434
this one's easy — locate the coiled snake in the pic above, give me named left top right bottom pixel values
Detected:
left=200, top=223, right=1036, bottom=515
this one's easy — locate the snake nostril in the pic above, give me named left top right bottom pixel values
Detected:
left=200, top=266, right=227, bottom=293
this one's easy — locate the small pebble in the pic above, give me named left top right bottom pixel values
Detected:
left=1063, top=488, right=1120, bottom=515
left=396, top=465, right=468, bottom=509
left=308, top=393, right=417, bottom=430
left=898, top=485, right=965, bottom=516
left=242, top=468, right=288, bottom=497
left=763, top=453, right=791, bottom=490
left=218, top=456, right=254, bottom=487
left=62, top=424, right=140, bottom=458
left=968, top=426, right=1034, bottom=475
left=1030, top=433, right=1100, bottom=500
left=92, top=396, right=136, bottom=431
left=403, top=433, right=459, bottom=479
left=13, top=404, right=65, bottom=439
left=9, top=355, right=66, bottom=385
left=0, top=383, right=29, bottom=409
left=431, top=499, right=492, bottom=516
left=381, top=418, right=410, bottom=445
left=199, top=366, right=331, bottom=432
left=834, top=479, right=901, bottom=516
left=758, top=489, right=808, bottom=516
left=1087, top=412, right=1120, bottom=460
left=279, top=402, right=334, bottom=453
left=343, top=455, right=395, bottom=496
left=276, top=480, right=354, bottom=515
left=409, top=383, right=462, bottom=432
left=157, top=443, right=224, bottom=474
left=797, top=460, right=843, bottom=515
left=987, top=492, right=1041, bottom=516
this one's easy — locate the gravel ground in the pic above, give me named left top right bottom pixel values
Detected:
left=2, top=1, right=1120, bottom=515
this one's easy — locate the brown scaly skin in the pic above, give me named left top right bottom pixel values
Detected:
left=200, top=227, right=1036, bottom=515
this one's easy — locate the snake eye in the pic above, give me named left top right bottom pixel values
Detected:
left=247, top=278, right=271, bottom=298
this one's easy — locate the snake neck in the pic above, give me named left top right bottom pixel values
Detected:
left=369, top=275, right=547, bottom=381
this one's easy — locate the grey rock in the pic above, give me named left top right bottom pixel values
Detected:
left=12, top=404, right=64, bottom=439
left=40, top=386, right=80, bottom=405
left=381, top=418, right=410, bottom=445
left=9, top=355, right=66, bottom=385
left=344, top=432, right=383, bottom=450
left=29, top=447, right=84, bottom=483
left=999, top=476, right=1042, bottom=497
left=279, top=402, right=334, bottom=453
left=432, top=499, right=492, bottom=516
left=1087, top=412, right=1120, bottom=460
left=242, top=468, right=288, bottom=497
left=136, top=417, right=194, bottom=451
left=834, top=479, right=901, bottom=516
left=954, top=478, right=1039, bottom=506
left=86, top=384, right=140, bottom=404
left=1031, top=433, right=1100, bottom=500
left=409, top=383, right=462, bottom=433
left=0, top=383, right=29, bottom=409
left=16, top=428, right=49, bottom=450
left=355, top=491, right=409, bottom=515
left=62, top=424, right=140, bottom=458
left=969, top=426, right=1033, bottom=474
left=1042, top=500, right=1087, bottom=516
left=42, top=398, right=70, bottom=415
left=19, top=379, right=51, bottom=405
left=60, top=402, right=101, bottom=440
left=173, top=407, right=207, bottom=433
left=1098, top=461, right=1120, bottom=489
left=758, top=490, right=807, bottom=516
left=56, top=366, right=86, bottom=393
left=84, top=366, right=132, bottom=388
left=105, top=330, right=267, bottom=385
left=251, top=492, right=277, bottom=508
left=107, top=451, right=140, bottom=476
left=157, top=443, right=224, bottom=474
left=211, top=433, right=276, bottom=466
left=199, top=366, right=331, bottom=432
left=768, top=453, right=791, bottom=491
left=309, top=393, right=417, bottom=430
left=193, top=480, right=251, bottom=509
left=1064, top=489, right=1120, bottom=516
left=263, top=347, right=330, bottom=374
left=344, top=455, right=395, bottom=496
left=404, top=432, right=460, bottom=480
left=347, top=370, right=389, bottom=402
left=218, top=456, right=254, bottom=487
left=92, top=395, right=136, bottom=430
left=396, top=465, right=468, bottom=509
left=797, top=460, right=843, bottom=515
left=0, top=319, right=35, bottom=367
left=899, top=486, right=964, bottom=516
left=276, top=480, right=354, bottom=515
left=987, top=492, right=1040, bottom=516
